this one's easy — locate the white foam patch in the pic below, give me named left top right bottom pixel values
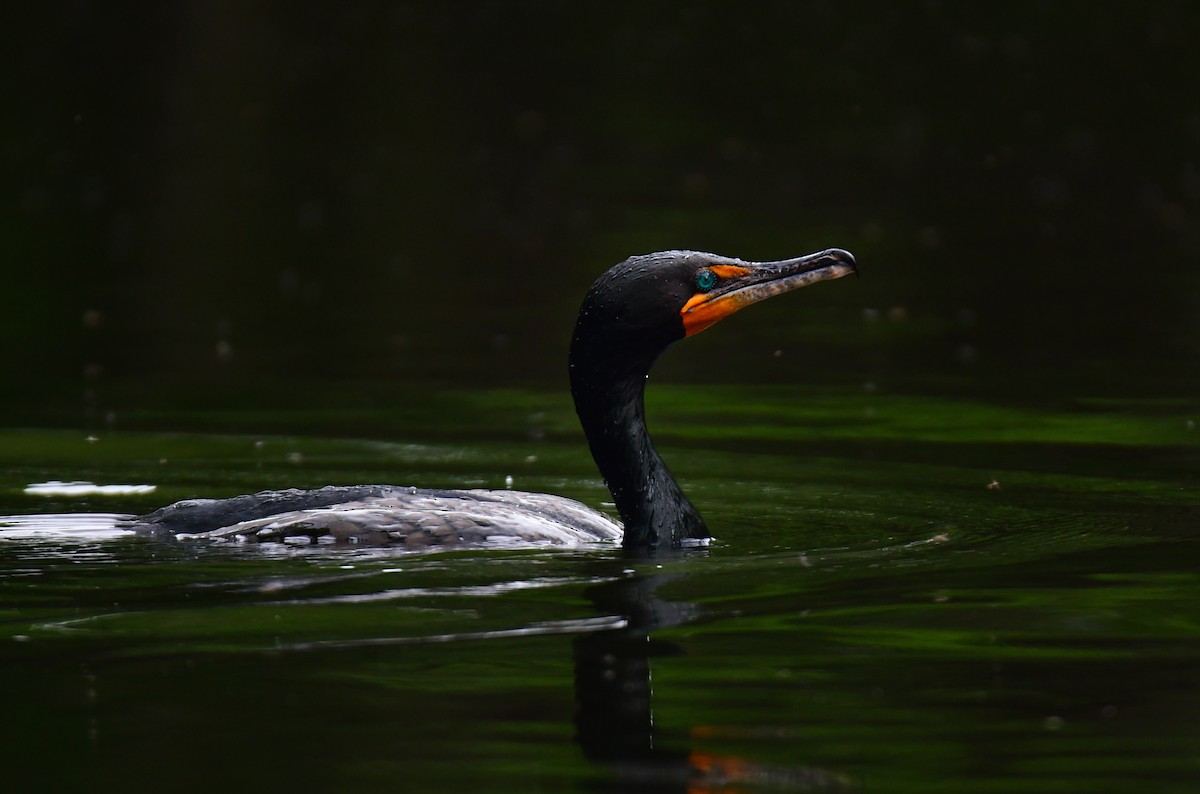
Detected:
left=24, top=481, right=157, bottom=497
left=678, top=536, right=713, bottom=548
left=0, top=513, right=134, bottom=540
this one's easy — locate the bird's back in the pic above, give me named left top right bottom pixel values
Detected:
left=128, top=485, right=623, bottom=548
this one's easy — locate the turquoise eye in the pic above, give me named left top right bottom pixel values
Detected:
left=696, top=269, right=717, bottom=291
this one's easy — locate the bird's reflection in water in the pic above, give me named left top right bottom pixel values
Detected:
left=572, top=563, right=855, bottom=792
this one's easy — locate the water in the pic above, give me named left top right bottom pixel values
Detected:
left=2, top=382, right=1195, bottom=792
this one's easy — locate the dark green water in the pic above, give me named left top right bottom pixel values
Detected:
left=2, top=380, right=1196, bottom=792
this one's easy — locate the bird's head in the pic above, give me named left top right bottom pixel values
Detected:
left=570, top=248, right=857, bottom=381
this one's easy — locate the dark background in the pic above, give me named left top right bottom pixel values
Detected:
left=5, top=1, right=1198, bottom=414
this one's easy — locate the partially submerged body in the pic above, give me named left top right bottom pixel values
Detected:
left=130, top=248, right=856, bottom=550
left=128, top=485, right=623, bottom=548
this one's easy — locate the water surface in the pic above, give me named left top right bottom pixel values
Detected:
left=2, top=383, right=1195, bottom=792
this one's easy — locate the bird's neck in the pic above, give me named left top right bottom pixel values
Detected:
left=571, top=366, right=708, bottom=549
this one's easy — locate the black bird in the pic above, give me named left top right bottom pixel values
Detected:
left=132, top=248, right=856, bottom=549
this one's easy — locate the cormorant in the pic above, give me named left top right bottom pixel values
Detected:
left=131, top=248, right=856, bottom=549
